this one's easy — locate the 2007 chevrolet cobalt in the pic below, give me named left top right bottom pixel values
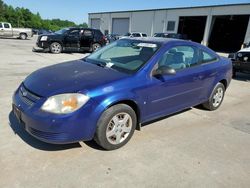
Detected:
left=12, top=38, right=232, bottom=150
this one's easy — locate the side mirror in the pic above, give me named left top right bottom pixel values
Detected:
left=153, top=66, right=176, bottom=76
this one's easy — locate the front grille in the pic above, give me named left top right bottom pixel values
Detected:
left=18, top=85, right=41, bottom=106
left=236, top=52, right=250, bottom=62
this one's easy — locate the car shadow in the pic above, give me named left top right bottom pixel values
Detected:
left=8, top=111, right=82, bottom=151
left=8, top=107, right=196, bottom=151
left=0, top=37, right=31, bottom=40
left=233, top=73, right=250, bottom=82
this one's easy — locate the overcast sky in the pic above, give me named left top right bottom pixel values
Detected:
left=3, top=0, right=250, bottom=24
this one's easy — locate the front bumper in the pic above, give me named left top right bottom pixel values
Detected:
left=12, top=85, right=101, bottom=144
left=32, top=41, right=50, bottom=52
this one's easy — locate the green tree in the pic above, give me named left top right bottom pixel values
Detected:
left=0, top=0, right=88, bottom=31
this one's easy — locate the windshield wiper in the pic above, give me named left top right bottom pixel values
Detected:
left=95, top=62, right=107, bottom=68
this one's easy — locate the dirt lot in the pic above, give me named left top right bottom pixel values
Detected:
left=0, top=37, right=250, bottom=188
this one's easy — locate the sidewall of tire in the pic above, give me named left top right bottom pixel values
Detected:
left=204, top=83, right=225, bottom=111
left=94, top=104, right=137, bottom=150
left=50, top=42, right=62, bottom=54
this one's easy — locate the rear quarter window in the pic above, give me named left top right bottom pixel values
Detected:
left=94, top=30, right=104, bottom=38
left=201, top=51, right=218, bottom=63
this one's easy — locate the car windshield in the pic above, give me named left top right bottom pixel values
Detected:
left=54, top=28, right=69, bottom=34
left=85, top=39, right=160, bottom=74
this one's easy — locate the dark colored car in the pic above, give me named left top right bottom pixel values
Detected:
left=33, top=28, right=107, bottom=53
left=13, top=38, right=232, bottom=150
left=37, top=29, right=53, bottom=35
left=106, top=34, right=119, bottom=43
left=229, top=47, right=250, bottom=77
left=154, top=33, right=188, bottom=40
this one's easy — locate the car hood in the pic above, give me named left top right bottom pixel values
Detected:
left=238, top=47, right=250, bottom=53
left=23, top=60, right=128, bottom=97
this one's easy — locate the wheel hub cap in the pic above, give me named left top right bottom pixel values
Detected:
left=212, top=87, right=223, bottom=107
left=106, top=113, right=132, bottom=145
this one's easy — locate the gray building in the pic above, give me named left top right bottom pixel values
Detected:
left=88, top=3, right=250, bottom=52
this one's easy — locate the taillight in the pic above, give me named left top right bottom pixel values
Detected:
left=102, top=36, right=107, bottom=42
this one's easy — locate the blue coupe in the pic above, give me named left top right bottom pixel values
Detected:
left=12, top=38, right=232, bottom=150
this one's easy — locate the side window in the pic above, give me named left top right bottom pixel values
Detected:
left=0, top=23, right=2, bottom=28
left=158, top=45, right=199, bottom=71
left=4, top=23, right=10, bottom=28
left=69, top=30, right=80, bottom=36
left=201, top=50, right=217, bottom=63
left=132, top=33, right=141, bottom=37
left=83, top=30, right=93, bottom=37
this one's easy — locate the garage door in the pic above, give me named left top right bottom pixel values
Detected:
left=91, top=19, right=100, bottom=29
left=112, top=18, right=129, bottom=35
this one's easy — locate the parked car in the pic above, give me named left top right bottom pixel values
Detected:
left=33, top=27, right=107, bottom=53
left=13, top=38, right=232, bottom=150
left=228, top=46, right=250, bottom=77
left=106, top=34, right=119, bottom=43
left=154, top=33, right=188, bottom=40
left=37, top=29, right=53, bottom=35
left=120, top=32, right=147, bottom=38
left=0, top=22, right=33, bottom=40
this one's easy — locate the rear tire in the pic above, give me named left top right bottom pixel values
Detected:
left=94, top=104, right=137, bottom=150
left=50, top=42, right=62, bottom=54
left=91, top=43, right=101, bottom=52
left=20, top=33, right=27, bottom=40
left=202, top=83, right=225, bottom=111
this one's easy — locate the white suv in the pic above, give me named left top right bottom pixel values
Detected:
left=121, top=32, right=147, bottom=38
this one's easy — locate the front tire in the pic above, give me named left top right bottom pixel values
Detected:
left=50, top=42, right=62, bottom=54
left=202, top=83, right=225, bottom=111
left=94, top=104, right=137, bottom=150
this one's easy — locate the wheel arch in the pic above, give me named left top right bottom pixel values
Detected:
left=49, top=40, right=63, bottom=46
left=219, top=79, right=228, bottom=90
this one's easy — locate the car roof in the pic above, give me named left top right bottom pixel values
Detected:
left=120, top=37, right=182, bottom=45
left=67, top=27, right=100, bottom=31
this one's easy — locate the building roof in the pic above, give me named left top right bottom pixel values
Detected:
left=89, top=3, right=250, bottom=15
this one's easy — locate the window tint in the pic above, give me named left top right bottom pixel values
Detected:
left=154, top=33, right=162, bottom=37
left=201, top=51, right=217, bottom=63
left=69, top=30, right=80, bottom=36
left=94, top=30, right=103, bottom=37
left=132, top=33, right=141, bottom=37
left=158, top=45, right=199, bottom=71
left=0, top=24, right=2, bottom=28
left=4, top=23, right=10, bottom=28
left=83, top=30, right=92, bottom=37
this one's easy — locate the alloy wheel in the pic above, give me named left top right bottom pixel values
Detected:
left=106, top=113, right=133, bottom=145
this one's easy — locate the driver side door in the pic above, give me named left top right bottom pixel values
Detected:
left=144, top=45, right=205, bottom=121
left=64, top=29, right=80, bottom=50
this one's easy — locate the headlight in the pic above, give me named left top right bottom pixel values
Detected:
left=41, top=93, right=89, bottom=114
left=40, top=36, right=48, bottom=41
